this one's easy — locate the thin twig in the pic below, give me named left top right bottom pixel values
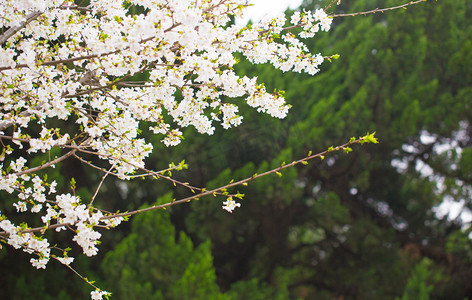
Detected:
left=101, top=138, right=365, bottom=220
left=57, top=258, right=102, bottom=291
left=0, top=137, right=366, bottom=237
left=88, top=163, right=116, bottom=209
left=331, top=0, right=427, bottom=18
left=13, top=149, right=77, bottom=176
left=74, top=147, right=201, bottom=192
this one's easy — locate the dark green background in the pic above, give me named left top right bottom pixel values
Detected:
left=1, top=0, right=472, bottom=299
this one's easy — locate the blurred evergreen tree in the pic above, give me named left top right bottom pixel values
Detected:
left=100, top=194, right=290, bottom=299
left=2, top=0, right=472, bottom=299
left=180, top=0, right=472, bottom=298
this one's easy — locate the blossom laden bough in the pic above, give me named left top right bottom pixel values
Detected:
left=0, top=0, right=423, bottom=297
left=0, top=0, right=335, bottom=294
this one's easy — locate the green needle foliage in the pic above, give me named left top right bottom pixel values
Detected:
left=100, top=194, right=225, bottom=300
left=100, top=194, right=290, bottom=300
left=1, top=0, right=472, bottom=299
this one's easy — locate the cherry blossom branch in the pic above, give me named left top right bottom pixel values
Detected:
left=59, top=5, right=93, bottom=12
left=0, top=134, right=377, bottom=237
left=325, top=0, right=341, bottom=12
left=13, top=149, right=78, bottom=176
left=75, top=147, right=199, bottom=191
left=0, top=1, right=77, bottom=46
left=4, top=137, right=91, bottom=177
left=0, top=110, right=33, bottom=131
left=0, top=0, right=424, bottom=74
left=253, top=0, right=426, bottom=37
left=70, top=143, right=198, bottom=195
left=0, top=0, right=225, bottom=72
left=0, top=36, right=161, bottom=72
left=102, top=134, right=377, bottom=220
left=0, top=11, right=43, bottom=45
left=0, top=134, right=91, bottom=151
left=53, top=256, right=109, bottom=298
left=60, top=261, right=101, bottom=290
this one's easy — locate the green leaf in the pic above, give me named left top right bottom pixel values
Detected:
left=359, top=132, right=379, bottom=145
left=70, top=178, right=76, bottom=190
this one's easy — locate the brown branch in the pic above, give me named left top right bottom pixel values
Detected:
left=331, top=0, right=427, bottom=18
left=101, top=138, right=365, bottom=220
left=7, top=137, right=91, bottom=176
left=88, top=163, right=116, bottom=209
left=13, top=149, right=77, bottom=176
left=54, top=256, right=103, bottom=291
left=0, top=137, right=368, bottom=237
left=74, top=147, right=201, bottom=192
left=64, top=74, right=133, bottom=98
left=59, top=5, right=93, bottom=12
left=0, top=110, right=33, bottom=131
left=0, top=11, right=43, bottom=46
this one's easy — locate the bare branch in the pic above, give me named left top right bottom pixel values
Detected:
left=0, top=137, right=372, bottom=237
left=102, top=137, right=368, bottom=220
left=13, top=149, right=77, bottom=176
left=88, top=163, right=116, bottom=209
left=331, top=0, right=427, bottom=18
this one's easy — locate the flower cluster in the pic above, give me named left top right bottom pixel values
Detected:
left=291, top=9, right=333, bottom=38
left=91, top=289, right=110, bottom=300
left=0, top=218, right=51, bottom=269
left=0, top=0, right=334, bottom=298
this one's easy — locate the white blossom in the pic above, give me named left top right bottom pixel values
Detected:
left=91, top=289, right=108, bottom=300
left=30, top=257, right=48, bottom=269
left=0, top=0, right=337, bottom=297
left=222, top=198, right=241, bottom=213
left=57, top=256, right=75, bottom=266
